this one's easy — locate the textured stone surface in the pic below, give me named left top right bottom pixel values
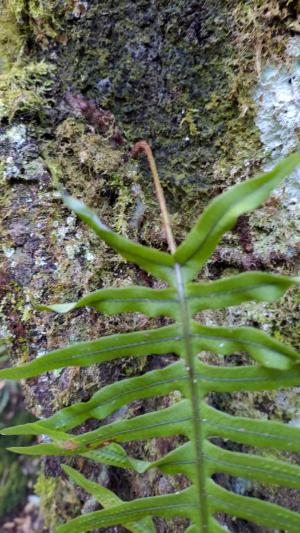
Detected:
left=1, top=1, right=300, bottom=531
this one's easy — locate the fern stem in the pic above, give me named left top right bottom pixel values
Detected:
left=175, top=263, right=209, bottom=533
left=131, top=141, right=177, bottom=254
left=133, top=142, right=209, bottom=530
left=134, top=143, right=208, bottom=531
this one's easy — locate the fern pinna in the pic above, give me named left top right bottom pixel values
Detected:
left=1, top=146, right=300, bottom=533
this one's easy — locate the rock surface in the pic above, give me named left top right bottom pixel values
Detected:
left=0, top=1, right=300, bottom=531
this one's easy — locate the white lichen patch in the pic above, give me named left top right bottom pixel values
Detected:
left=85, top=250, right=95, bottom=262
left=4, top=124, right=27, bottom=147
left=253, top=37, right=300, bottom=255
left=252, top=36, right=300, bottom=264
left=52, top=225, right=69, bottom=239
left=4, top=156, right=21, bottom=179
left=51, top=216, right=76, bottom=241
left=66, top=215, right=76, bottom=229
left=2, top=246, right=15, bottom=258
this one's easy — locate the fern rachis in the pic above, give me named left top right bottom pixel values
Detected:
left=1, top=146, right=300, bottom=532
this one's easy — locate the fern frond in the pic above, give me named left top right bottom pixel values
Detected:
left=0, top=324, right=183, bottom=379
left=187, top=271, right=300, bottom=311
left=1, top=153, right=300, bottom=532
left=38, top=272, right=299, bottom=316
left=5, top=359, right=300, bottom=439
left=37, top=286, right=179, bottom=318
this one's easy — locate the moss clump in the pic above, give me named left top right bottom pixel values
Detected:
left=0, top=2, right=56, bottom=122
left=0, top=60, right=56, bottom=122
left=42, top=118, right=142, bottom=237
left=34, top=474, right=59, bottom=531
left=0, top=1, right=27, bottom=71
left=7, top=0, right=82, bottom=47
left=55, top=118, right=124, bottom=176
left=35, top=472, right=81, bottom=530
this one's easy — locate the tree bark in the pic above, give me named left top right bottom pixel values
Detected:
left=1, top=1, right=299, bottom=531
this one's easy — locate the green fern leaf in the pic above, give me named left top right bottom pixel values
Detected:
left=1, top=152, right=300, bottom=532
left=62, top=465, right=156, bottom=533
